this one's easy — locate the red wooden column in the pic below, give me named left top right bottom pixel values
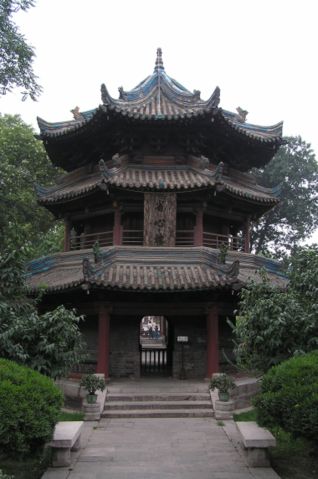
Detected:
left=206, top=304, right=219, bottom=377
left=113, top=206, right=122, bottom=245
left=194, top=209, right=203, bottom=246
left=244, top=216, right=251, bottom=253
left=96, top=305, right=111, bottom=378
left=63, top=219, right=71, bottom=252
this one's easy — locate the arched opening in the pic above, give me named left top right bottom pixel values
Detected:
left=139, top=316, right=171, bottom=376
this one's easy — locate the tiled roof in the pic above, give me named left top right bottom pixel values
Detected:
left=220, top=110, right=283, bottom=144
left=37, top=49, right=282, bottom=145
left=36, top=160, right=280, bottom=205
left=26, top=246, right=286, bottom=294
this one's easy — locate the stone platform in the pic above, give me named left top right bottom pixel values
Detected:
left=43, top=378, right=280, bottom=479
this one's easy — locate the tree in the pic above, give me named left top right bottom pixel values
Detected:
left=0, top=248, right=86, bottom=379
left=0, top=114, right=63, bottom=257
left=232, top=245, right=318, bottom=372
left=0, top=0, right=41, bottom=100
left=251, top=136, right=318, bottom=258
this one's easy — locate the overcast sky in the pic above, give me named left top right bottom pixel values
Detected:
left=1, top=0, right=318, bottom=158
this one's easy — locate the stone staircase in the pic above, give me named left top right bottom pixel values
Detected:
left=102, top=390, right=214, bottom=418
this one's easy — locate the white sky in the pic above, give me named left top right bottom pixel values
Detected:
left=1, top=0, right=318, bottom=159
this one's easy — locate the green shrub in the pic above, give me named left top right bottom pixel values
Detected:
left=254, top=351, right=318, bottom=441
left=0, top=359, right=63, bottom=455
left=0, top=470, right=14, bottom=479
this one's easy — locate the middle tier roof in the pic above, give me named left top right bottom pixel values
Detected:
left=36, top=158, right=280, bottom=210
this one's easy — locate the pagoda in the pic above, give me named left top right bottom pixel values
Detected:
left=27, top=49, right=285, bottom=379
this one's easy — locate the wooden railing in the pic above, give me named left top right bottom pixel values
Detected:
left=70, top=230, right=113, bottom=250
left=202, top=231, right=243, bottom=251
left=69, top=228, right=243, bottom=251
left=122, top=229, right=143, bottom=245
left=176, top=229, right=194, bottom=246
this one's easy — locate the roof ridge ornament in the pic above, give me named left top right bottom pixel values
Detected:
left=71, top=106, right=84, bottom=121
left=236, top=107, right=248, bottom=123
left=154, top=47, right=164, bottom=72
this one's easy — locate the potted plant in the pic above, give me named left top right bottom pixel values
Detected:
left=80, top=374, right=106, bottom=404
left=209, top=373, right=235, bottom=401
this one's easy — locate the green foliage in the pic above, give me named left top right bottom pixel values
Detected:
left=254, top=351, right=318, bottom=442
left=0, top=248, right=87, bottom=379
left=80, top=374, right=106, bottom=395
left=209, top=373, right=235, bottom=393
left=233, top=246, right=318, bottom=371
left=218, top=243, right=228, bottom=264
left=0, top=114, right=63, bottom=258
left=0, top=0, right=41, bottom=99
left=0, top=359, right=63, bottom=455
left=252, top=136, right=318, bottom=259
left=0, top=470, right=14, bottom=479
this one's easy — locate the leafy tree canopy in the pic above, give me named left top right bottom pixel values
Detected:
left=0, top=114, right=63, bottom=257
left=233, top=245, right=318, bottom=372
left=0, top=248, right=86, bottom=379
left=251, top=136, right=318, bottom=259
left=0, top=0, right=41, bottom=100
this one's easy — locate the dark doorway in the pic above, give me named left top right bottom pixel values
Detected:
left=139, top=316, right=172, bottom=376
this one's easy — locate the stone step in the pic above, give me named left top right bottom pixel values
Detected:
left=107, top=393, right=210, bottom=402
left=104, top=400, right=212, bottom=410
left=101, top=408, right=214, bottom=418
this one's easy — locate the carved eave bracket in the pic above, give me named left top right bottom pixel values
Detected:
left=226, top=260, right=240, bottom=279
left=82, top=257, right=93, bottom=281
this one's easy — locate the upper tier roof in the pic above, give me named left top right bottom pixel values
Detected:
left=37, top=49, right=283, bottom=170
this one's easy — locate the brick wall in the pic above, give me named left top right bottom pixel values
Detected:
left=109, top=315, right=140, bottom=377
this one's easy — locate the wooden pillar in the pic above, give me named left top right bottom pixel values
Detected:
left=113, top=207, right=122, bottom=245
left=194, top=209, right=203, bottom=246
left=96, top=306, right=110, bottom=378
left=244, top=216, right=251, bottom=253
left=160, top=316, right=166, bottom=336
left=63, top=219, right=71, bottom=252
left=206, top=304, right=219, bottom=377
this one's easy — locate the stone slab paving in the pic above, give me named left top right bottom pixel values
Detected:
left=43, top=417, right=281, bottom=479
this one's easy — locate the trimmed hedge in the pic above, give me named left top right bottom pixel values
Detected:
left=0, top=471, right=13, bottom=479
left=0, top=359, right=63, bottom=454
left=254, top=351, right=318, bottom=441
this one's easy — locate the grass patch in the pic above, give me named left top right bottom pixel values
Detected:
left=233, top=409, right=257, bottom=422
left=58, top=410, right=84, bottom=421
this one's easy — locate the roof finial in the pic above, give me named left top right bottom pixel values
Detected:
left=154, top=47, right=164, bottom=72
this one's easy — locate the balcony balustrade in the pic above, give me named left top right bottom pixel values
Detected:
left=175, top=229, right=195, bottom=246
left=69, top=228, right=243, bottom=251
left=70, top=230, right=113, bottom=250
left=202, top=231, right=243, bottom=251
left=122, top=229, right=144, bottom=245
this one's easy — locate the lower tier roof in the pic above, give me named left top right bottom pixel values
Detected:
left=26, top=246, right=286, bottom=294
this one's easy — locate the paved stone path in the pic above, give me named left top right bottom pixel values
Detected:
left=43, top=417, right=280, bottom=479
